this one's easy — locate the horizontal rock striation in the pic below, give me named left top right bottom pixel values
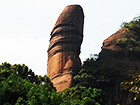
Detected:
left=47, top=5, right=84, bottom=92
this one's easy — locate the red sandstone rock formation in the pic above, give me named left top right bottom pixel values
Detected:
left=98, top=28, right=140, bottom=75
left=97, top=28, right=140, bottom=105
left=47, top=5, right=84, bottom=92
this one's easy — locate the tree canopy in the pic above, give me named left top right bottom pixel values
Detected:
left=73, top=58, right=121, bottom=89
left=0, top=62, right=108, bottom=105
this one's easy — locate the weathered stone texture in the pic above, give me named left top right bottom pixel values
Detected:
left=97, top=28, right=140, bottom=105
left=98, top=28, right=140, bottom=75
left=47, top=5, right=84, bottom=92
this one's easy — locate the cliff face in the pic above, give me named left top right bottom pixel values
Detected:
left=47, top=5, right=84, bottom=92
left=98, top=28, right=140, bottom=75
left=97, top=28, right=140, bottom=105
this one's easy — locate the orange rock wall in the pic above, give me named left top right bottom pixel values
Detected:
left=47, top=5, right=84, bottom=92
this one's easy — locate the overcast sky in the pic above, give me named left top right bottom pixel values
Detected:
left=0, top=0, right=140, bottom=75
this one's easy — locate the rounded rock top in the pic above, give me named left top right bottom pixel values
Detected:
left=51, top=5, right=84, bottom=35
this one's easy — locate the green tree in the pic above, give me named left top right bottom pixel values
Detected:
left=0, top=62, right=50, bottom=85
left=60, top=86, right=108, bottom=105
left=119, top=15, right=140, bottom=52
left=26, top=82, right=61, bottom=105
left=0, top=62, right=110, bottom=104
left=0, top=74, right=31, bottom=104
left=73, top=58, right=121, bottom=89
left=121, top=71, right=140, bottom=101
left=0, top=62, right=57, bottom=105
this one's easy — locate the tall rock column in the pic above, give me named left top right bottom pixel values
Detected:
left=47, top=5, right=84, bottom=92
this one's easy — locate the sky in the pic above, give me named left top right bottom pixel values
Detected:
left=0, top=0, right=140, bottom=76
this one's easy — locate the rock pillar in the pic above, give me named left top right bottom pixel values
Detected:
left=47, top=5, right=84, bottom=92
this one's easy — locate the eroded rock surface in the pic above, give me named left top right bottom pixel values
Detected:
left=97, top=28, right=140, bottom=105
left=98, top=28, right=140, bottom=75
left=47, top=5, right=84, bottom=92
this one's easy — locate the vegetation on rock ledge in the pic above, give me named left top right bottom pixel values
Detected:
left=117, top=16, right=140, bottom=51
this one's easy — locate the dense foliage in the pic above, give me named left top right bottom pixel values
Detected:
left=121, top=16, right=140, bottom=33
left=73, top=58, right=121, bottom=89
left=116, top=37, right=140, bottom=50
left=0, top=62, right=49, bottom=84
left=0, top=62, right=58, bottom=105
left=0, top=62, right=108, bottom=105
left=118, top=16, right=140, bottom=51
left=121, top=71, right=140, bottom=100
left=60, top=86, right=107, bottom=105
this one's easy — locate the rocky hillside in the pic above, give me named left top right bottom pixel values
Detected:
left=97, top=18, right=140, bottom=75
left=96, top=17, right=140, bottom=105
